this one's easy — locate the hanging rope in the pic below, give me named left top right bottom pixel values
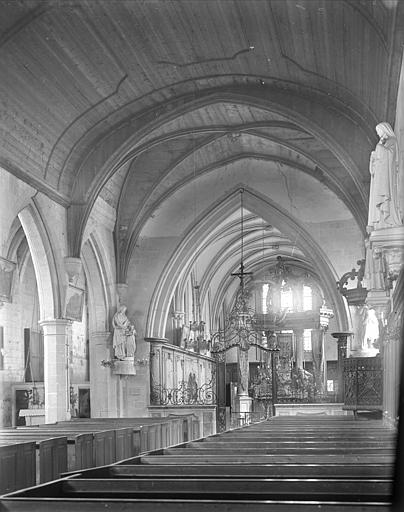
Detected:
left=240, top=188, right=244, bottom=271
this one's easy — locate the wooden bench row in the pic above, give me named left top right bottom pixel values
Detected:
left=62, top=462, right=396, bottom=480
left=18, top=476, right=393, bottom=501
left=0, top=428, right=130, bottom=493
left=0, top=414, right=200, bottom=494
left=0, top=416, right=396, bottom=510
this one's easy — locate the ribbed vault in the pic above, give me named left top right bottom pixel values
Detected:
left=144, top=186, right=350, bottom=338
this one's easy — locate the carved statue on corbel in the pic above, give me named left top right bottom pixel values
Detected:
left=172, top=311, right=185, bottom=328
left=172, top=311, right=185, bottom=346
left=373, top=247, right=389, bottom=290
left=0, top=256, right=16, bottom=306
left=365, top=233, right=404, bottom=298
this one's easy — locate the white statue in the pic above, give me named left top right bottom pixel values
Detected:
left=362, top=307, right=379, bottom=353
left=368, top=122, right=402, bottom=230
left=112, top=305, right=137, bottom=359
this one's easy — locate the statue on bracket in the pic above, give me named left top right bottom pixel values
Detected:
left=112, top=305, right=137, bottom=360
left=368, top=122, right=402, bottom=231
left=362, top=306, right=380, bottom=354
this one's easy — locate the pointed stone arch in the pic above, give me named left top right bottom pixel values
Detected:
left=17, top=203, right=60, bottom=321
left=145, top=185, right=349, bottom=339
left=81, top=234, right=112, bottom=333
left=67, top=88, right=371, bottom=258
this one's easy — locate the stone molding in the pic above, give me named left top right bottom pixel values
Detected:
left=39, top=318, right=72, bottom=332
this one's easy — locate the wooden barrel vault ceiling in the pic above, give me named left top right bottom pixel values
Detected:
left=0, top=0, right=403, bottom=319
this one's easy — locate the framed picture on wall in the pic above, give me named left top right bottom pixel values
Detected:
left=64, top=284, right=85, bottom=322
left=0, top=256, right=16, bottom=303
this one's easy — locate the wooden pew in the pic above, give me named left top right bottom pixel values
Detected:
left=19, top=476, right=392, bottom=501
left=0, top=426, right=132, bottom=482
left=0, top=441, right=36, bottom=494
left=63, top=462, right=395, bottom=480
left=65, top=414, right=200, bottom=448
left=0, top=415, right=199, bottom=496
left=0, top=430, right=93, bottom=474
left=0, top=435, right=67, bottom=485
left=0, top=412, right=198, bottom=491
left=0, top=474, right=392, bottom=511
left=0, top=416, right=395, bottom=510
left=9, top=427, right=133, bottom=466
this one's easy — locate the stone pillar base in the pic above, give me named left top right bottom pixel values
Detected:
left=234, top=395, right=253, bottom=425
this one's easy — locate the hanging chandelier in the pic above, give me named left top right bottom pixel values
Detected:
left=211, top=189, right=260, bottom=354
left=211, top=189, right=291, bottom=357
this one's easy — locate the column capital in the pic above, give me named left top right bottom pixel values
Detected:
left=144, top=337, right=169, bottom=344
left=39, top=318, right=72, bottom=333
left=331, top=331, right=352, bottom=345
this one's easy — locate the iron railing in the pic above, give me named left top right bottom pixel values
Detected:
left=150, top=379, right=216, bottom=406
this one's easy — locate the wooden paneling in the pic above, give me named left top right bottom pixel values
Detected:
left=39, top=437, right=68, bottom=484
left=0, top=442, right=36, bottom=494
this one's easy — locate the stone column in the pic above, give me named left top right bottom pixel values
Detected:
left=145, top=337, right=168, bottom=404
left=237, top=346, right=249, bottom=396
left=90, top=331, right=118, bottom=417
left=294, top=328, right=304, bottom=369
left=319, top=304, right=334, bottom=393
left=39, top=319, right=71, bottom=424
left=236, top=345, right=252, bottom=418
left=311, top=329, right=322, bottom=394
left=331, top=332, right=351, bottom=402
left=319, top=327, right=329, bottom=393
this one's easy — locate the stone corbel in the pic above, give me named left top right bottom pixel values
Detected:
left=64, top=257, right=83, bottom=285
left=116, top=283, right=128, bottom=306
left=369, top=226, right=404, bottom=292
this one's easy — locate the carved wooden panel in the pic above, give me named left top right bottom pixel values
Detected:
left=343, top=356, right=383, bottom=409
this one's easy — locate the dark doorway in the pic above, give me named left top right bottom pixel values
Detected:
left=78, top=388, right=91, bottom=418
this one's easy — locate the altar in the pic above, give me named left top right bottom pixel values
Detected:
left=18, top=408, right=45, bottom=426
left=274, top=403, right=352, bottom=416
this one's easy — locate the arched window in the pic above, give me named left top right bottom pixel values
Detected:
left=303, top=285, right=312, bottom=311
left=262, top=283, right=269, bottom=313
left=280, top=285, right=293, bottom=311
left=303, top=329, right=312, bottom=351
